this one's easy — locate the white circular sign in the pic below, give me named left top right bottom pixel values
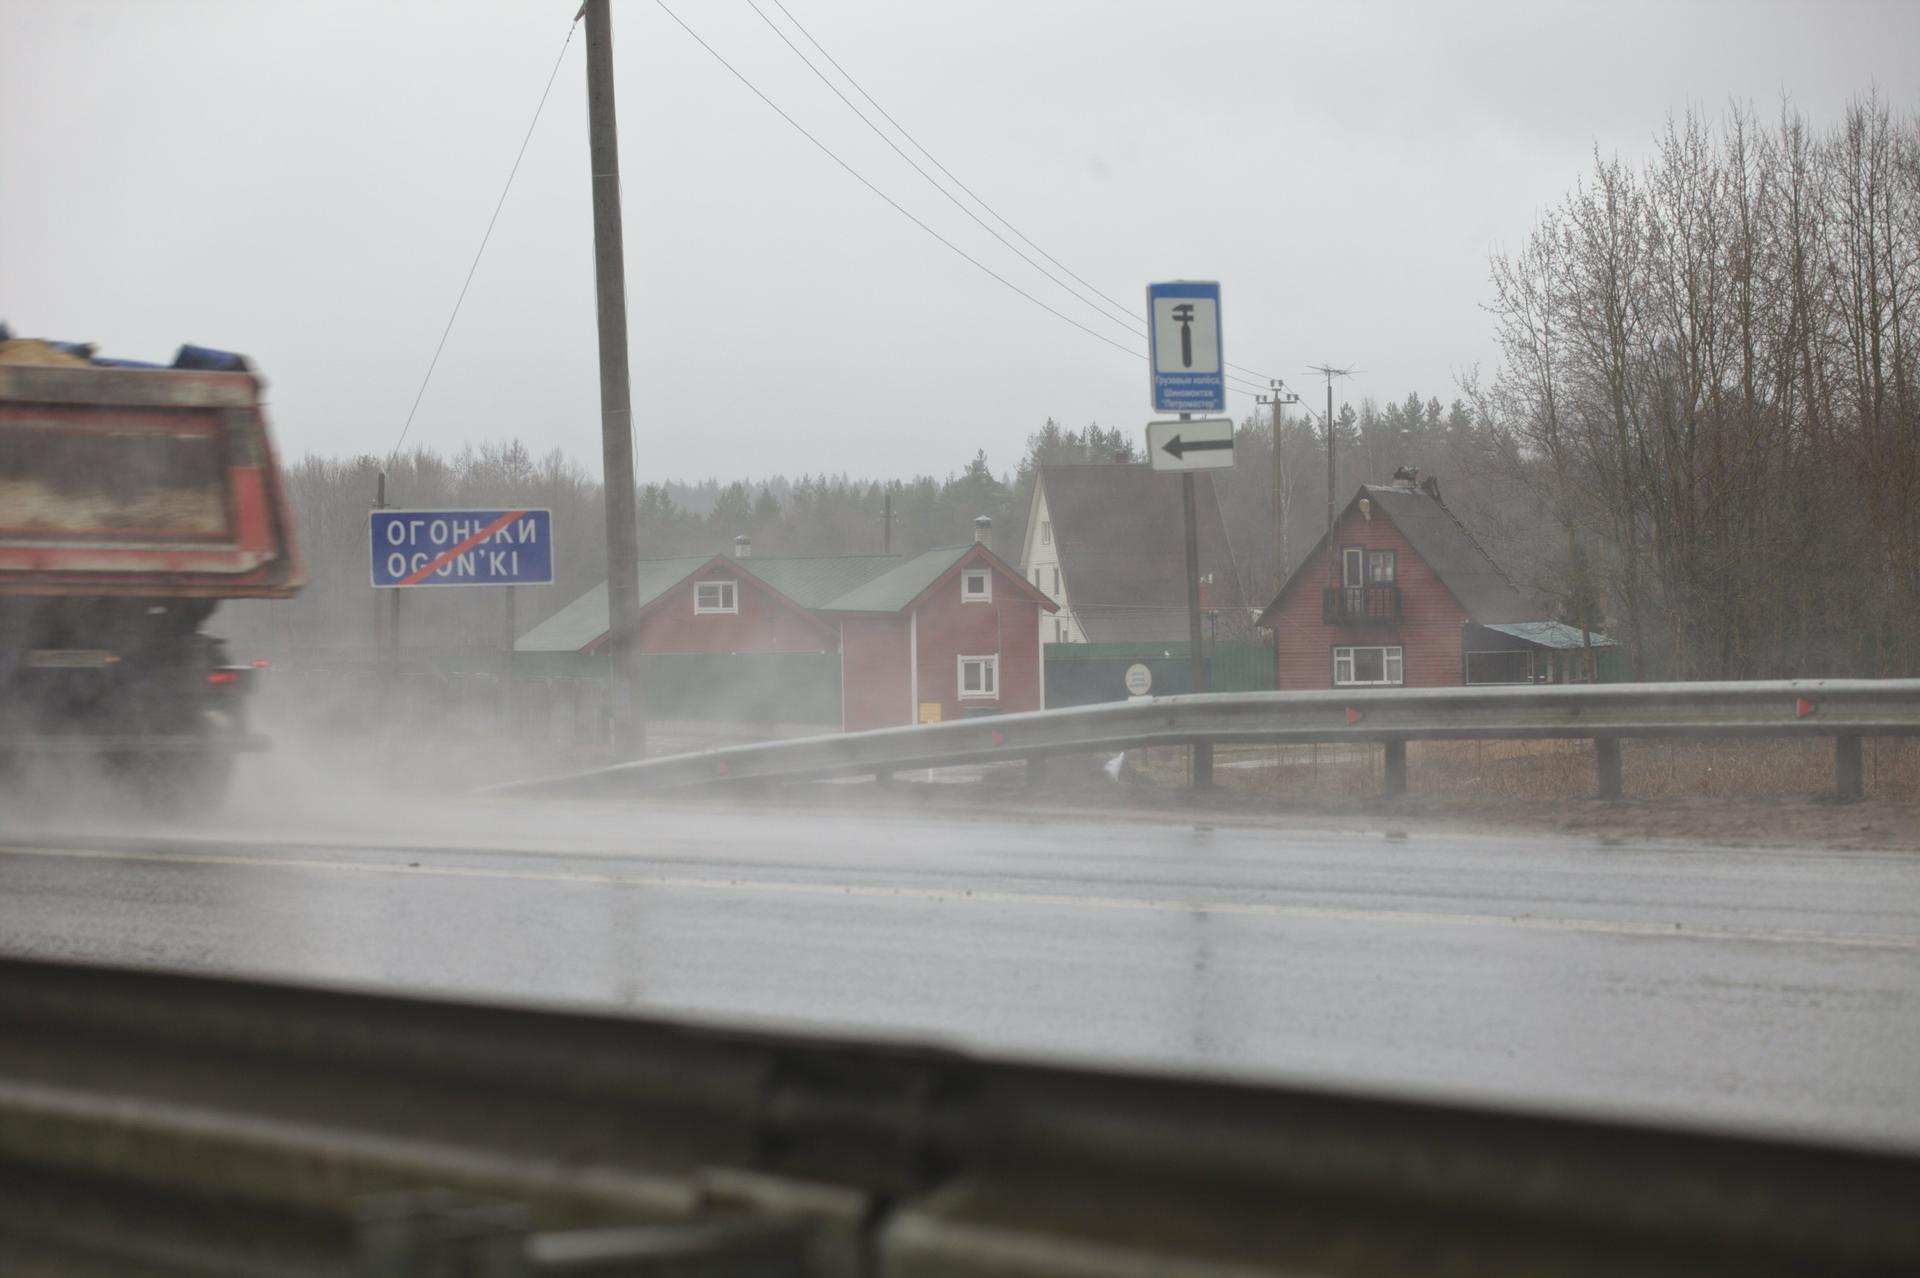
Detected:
left=1123, top=663, right=1154, bottom=696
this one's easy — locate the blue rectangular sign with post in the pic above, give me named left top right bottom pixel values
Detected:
left=1147, top=280, right=1226, bottom=414
left=370, top=508, right=554, bottom=588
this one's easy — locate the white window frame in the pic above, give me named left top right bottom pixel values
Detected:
left=1041, top=520, right=1052, bottom=545
left=1342, top=546, right=1366, bottom=589
left=961, top=568, right=991, bottom=602
left=694, top=579, right=737, bottom=614
left=958, top=654, right=999, bottom=700
left=1334, top=644, right=1403, bottom=687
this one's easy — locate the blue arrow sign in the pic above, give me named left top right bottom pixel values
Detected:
left=1147, top=281, right=1225, bottom=414
left=370, top=508, right=554, bottom=588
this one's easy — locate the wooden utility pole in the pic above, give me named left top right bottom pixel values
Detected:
left=583, top=0, right=644, bottom=755
left=374, top=470, right=398, bottom=672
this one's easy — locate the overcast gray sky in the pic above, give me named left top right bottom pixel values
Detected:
left=5, top=1, right=1917, bottom=482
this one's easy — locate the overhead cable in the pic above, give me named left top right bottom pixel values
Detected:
left=656, top=3, right=1271, bottom=404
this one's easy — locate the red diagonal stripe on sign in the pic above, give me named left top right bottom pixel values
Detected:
left=400, top=510, right=527, bottom=585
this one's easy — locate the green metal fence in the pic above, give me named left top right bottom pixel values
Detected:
left=513, top=651, right=842, bottom=724
left=1044, top=641, right=1274, bottom=708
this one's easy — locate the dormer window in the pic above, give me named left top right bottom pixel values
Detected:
left=961, top=568, right=990, bottom=602
left=695, top=580, right=737, bottom=614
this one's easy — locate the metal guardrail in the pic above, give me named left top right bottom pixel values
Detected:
left=493, top=678, right=1920, bottom=800
left=0, top=955, right=1916, bottom=1276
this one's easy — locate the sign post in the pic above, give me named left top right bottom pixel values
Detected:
left=1147, top=281, right=1230, bottom=788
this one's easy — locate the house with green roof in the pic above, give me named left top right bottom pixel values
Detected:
left=517, top=525, right=1057, bottom=730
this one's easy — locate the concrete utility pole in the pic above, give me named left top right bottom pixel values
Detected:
left=583, top=0, right=644, bottom=755
left=1256, top=380, right=1299, bottom=595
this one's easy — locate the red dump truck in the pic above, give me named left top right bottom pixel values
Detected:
left=0, top=329, right=302, bottom=808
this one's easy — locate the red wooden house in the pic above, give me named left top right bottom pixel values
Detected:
left=517, top=526, right=1055, bottom=730
left=1257, top=476, right=1615, bottom=688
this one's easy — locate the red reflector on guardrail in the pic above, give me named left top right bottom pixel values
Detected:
left=990, top=729, right=1005, bottom=746
left=1346, top=707, right=1363, bottom=726
left=1797, top=698, right=1814, bottom=718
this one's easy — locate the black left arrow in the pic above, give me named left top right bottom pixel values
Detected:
left=1162, top=434, right=1232, bottom=460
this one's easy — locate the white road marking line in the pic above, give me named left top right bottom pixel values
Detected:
left=3, top=843, right=1914, bottom=952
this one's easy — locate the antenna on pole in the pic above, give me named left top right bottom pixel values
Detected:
left=1307, top=364, right=1362, bottom=585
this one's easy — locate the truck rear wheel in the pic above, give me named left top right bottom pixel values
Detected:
left=110, top=750, right=235, bottom=817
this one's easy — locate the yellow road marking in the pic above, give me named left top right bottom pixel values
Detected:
left=2, top=842, right=1915, bottom=952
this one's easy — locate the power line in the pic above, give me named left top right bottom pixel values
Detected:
left=754, top=0, right=1284, bottom=388
left=653, top=2, right=1160, bottom=367
left=386, top=14, right=579, bottom=471
left=745, top=0, right=1146, bottom=346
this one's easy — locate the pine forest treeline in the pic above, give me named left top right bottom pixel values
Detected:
left=223, top=96, right=1918, bottom=681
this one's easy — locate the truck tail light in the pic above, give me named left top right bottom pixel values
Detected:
left=206, top=669, right=244, bottom=687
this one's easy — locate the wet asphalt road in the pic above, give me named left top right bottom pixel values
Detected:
left=2, top=796, right=1917, bottom=1151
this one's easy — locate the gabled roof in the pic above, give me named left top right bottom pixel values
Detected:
left=732, top=555, right=905, bottom=609
left=1034, top=463, right=1244, bottom=643
left=516, top=543, right=1053, bottom=653
left=1480, top=620, right=1617, bottom=649
left=820, top=543, right=1055, bottom=614
left=818, top=545, right=972, bottom=613
left=517, top=582, right=613, bottom=652
left=1257, top=483, right=1531, bottom=627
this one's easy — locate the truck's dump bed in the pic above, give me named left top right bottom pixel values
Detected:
left=0, top=341, right=302, bottom=598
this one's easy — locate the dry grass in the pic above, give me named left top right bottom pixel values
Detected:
left=1189, top=737, right=1920, bottom=802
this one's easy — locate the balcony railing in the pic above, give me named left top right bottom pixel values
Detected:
left=1323, top=584, right=1402, bottom=624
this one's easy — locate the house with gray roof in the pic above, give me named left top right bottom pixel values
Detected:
left=1017, top=463, right=1247, bottom=645
left=1255, top=474, right=1620, bottom=688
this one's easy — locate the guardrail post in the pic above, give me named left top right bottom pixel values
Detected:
left=1835, top=734, right=1863, bottom=801
left=1595, top=737, right=1623, bottom=800
left=1192, top=742, right=1213, bottom=789
left=1381, top=740, right=1407, bottom=797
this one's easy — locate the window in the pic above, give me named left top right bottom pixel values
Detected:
left=959, top=654, right=998, bottom=699
left=1054, top=619, right=1066, bottom=642
left=1368, top=550, right=1396, bottom=584
left=962, top=569, right=991, bottom=601
left=694, top=579, right=737, bottom=613
left=1051, top=567, right=1061, bottom=596
left=1334, top=645, right=1403, bottom=686
left=1342, top=546, right=1366, bottom=588
left=1041, top=521, right=1052, bottom=545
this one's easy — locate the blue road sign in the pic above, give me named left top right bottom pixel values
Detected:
left=370, top=508, right=554, bottom=588
left=1147, top=281, right=1225, bottom=414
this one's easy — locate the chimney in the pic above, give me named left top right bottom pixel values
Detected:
left=733, top=534, right=751, bottom=559
left=1391, top=464, right=1420, bottom=490
left=973, top=515, right=992, bottom=547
